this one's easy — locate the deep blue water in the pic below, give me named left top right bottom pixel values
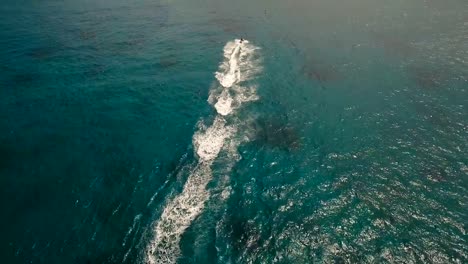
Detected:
left=1, top=0, right=467, bottom=263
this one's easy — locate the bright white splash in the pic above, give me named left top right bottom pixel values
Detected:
left=214, top=90, right=234, bottom=116
left=146, top=39, right=261, bottom=264
left=213, top=39, right=261, bottom=116
left=193, top=117, right=234, bottom=161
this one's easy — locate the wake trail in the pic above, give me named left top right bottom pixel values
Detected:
left=146, top=39, right=261, bottom=264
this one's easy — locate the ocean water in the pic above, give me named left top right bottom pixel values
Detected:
left=0, top=0, right=467, bottom=263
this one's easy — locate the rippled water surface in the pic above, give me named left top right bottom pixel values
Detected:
left=0, top=0, right=467, bottom=263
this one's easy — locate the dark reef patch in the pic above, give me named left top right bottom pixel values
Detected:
left=9, top=72, right=38, bottom=88
left=408, top=65, right=460, bottom=90
left=302, top=63, right=340, bottom=83
left=1, top=65, right=39, bottom=90
left=0, top=140, right=15, bottom=172
left=79, top=30, right=97, bottom=41
left=86, top=63, right=106, bottom=78
left=412, top=101, right=453, bottom=128
left=109, top=39, right=145, bottom=55
left=370, top=31, right=416, bottom=57
left=418, top=163, right=448, bottom=183
left=411, top=66, right=445, bottom=89
left=227, top=215, right=263, bottom=256
left=300, top=56, right=341, bottom=86
left=158, top=54, right=178, bottom=68
left=252, top=118, right=301, bottom=151
left=27, top=46, right=60, bottom=60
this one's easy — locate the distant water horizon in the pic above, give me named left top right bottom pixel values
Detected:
left=1, top=0, right=467, bottom=263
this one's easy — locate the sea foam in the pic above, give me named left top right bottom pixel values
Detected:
left=146, top=39, right=261, bottom=264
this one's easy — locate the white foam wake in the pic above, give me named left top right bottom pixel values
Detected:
left=146, top=39, right=261, bottom=264
left=213, top=39, right=262, bottom=116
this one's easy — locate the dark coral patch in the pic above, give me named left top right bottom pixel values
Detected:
left=252, top=118, right=301, bottom=151
left=370, top=31, right=416, bottom=57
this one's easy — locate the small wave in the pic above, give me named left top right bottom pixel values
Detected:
left=123, top=214, right=142, bottom=247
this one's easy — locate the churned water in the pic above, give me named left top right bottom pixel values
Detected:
left=0, top=0, right=467, bottom=263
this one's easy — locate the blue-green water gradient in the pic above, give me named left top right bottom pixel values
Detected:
left=0, top=0, right=467, bottom=263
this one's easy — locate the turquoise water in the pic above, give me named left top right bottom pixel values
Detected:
left=1, top=0, right=467, bottom=263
